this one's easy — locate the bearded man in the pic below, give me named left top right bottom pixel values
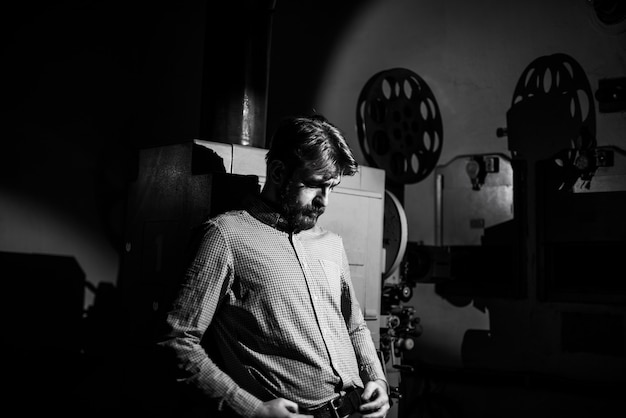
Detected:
left=157, top=115, right=390, bottom=418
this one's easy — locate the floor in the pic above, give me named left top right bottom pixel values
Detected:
left=6, top=343, right=623, bottom=418
left=394, top=365, right=624, bottom=418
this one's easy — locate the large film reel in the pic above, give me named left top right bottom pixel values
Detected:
left=506, top=53, right=597, bottom=190
left=511, top=53, right=595, bottom=138
left=507, top=53, right=596, bottom=157
left=357, top=68, right=443, bottom=184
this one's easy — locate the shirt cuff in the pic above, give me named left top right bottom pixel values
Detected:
left=359, top=361, right=387, bottom=384
left=225, top=387, right=264, bottom=418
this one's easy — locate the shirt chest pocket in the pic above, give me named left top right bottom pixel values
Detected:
left=318, top=259, right=341, bottom=300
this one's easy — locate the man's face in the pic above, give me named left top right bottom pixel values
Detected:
left=279, top=168, right=341, bottom=233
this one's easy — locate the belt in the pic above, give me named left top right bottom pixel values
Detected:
left=301, top=387, right=363, bottom=418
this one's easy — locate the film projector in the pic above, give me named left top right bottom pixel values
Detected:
left=356, top=67, right=443, bottom=405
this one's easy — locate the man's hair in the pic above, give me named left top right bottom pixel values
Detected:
left=265, top=115, right=359, bottom=178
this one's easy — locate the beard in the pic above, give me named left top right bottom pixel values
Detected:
left=279, top=180, right=326, bottom=233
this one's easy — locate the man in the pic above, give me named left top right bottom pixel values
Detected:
left=156, top=115, right=390, bottom=418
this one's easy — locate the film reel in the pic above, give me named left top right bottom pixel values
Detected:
left=507, top=53, right=597, bottom=190
left=511, top=53, right=596, bottom=139
left=357, top=68, right=443, bottom=184
left=582, top=0, right=626, bottom=35
left=508, top=53, right=596, bottom=156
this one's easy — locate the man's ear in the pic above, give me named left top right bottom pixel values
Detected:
left=268, top=160, right=286, bottom=185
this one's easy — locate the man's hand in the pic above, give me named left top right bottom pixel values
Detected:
left=359, top=380, right=390, bottom=418
left=254, top=398, right=313, bottom=418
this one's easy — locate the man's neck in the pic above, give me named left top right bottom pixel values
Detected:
left=259, top=187, right=281, bottom=212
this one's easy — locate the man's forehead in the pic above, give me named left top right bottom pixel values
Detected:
left=294, top=166, right=340, bottom=182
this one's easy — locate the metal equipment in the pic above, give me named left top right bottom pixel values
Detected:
left=357, top=67, right=445, bottom=417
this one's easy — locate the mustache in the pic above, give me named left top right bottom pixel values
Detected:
left=303, top=202, right=325, bottom=216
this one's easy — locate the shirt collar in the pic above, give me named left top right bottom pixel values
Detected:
left=245, top=194, right=292, bottom=233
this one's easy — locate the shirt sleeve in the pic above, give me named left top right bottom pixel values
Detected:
left=338, top=239, right=388, bottom=386
left=155, top=221, right=264, bottom=418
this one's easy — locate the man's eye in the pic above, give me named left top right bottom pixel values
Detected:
left=302, top=181, right=339, bottom=190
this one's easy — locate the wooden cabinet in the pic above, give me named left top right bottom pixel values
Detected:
left=120, top=141, right=259, bottom=343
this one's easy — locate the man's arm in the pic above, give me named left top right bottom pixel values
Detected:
left=339, top=243, right=390, bottom=417
left=156, top=222, right=263, bottom=417
left=339, top=244, right=388, bottom=383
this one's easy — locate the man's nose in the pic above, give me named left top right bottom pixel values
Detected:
left=317, top=187, right=331, bottom=207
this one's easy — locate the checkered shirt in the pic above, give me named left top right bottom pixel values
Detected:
left=157, top=196, right=386, bottom=417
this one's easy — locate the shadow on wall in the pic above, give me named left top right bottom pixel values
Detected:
left=267, top=0, right=377, bottom=136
